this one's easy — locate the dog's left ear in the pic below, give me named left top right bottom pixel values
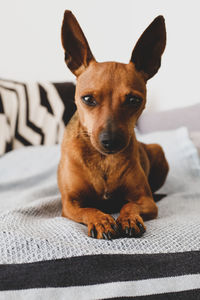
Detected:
left=130, top=16, right=166, bottom=80
left=61, top=10, right=95, bottom=76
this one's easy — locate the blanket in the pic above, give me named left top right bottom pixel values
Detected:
left=0, top=127, right=200, bottom=299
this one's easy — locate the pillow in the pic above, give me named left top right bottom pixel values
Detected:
left=0, top=79, right=76, bottom=155
left=137, top=102, right=200, bottom=133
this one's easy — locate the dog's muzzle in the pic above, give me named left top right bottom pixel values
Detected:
left=99, top=130, right=126, bottom=154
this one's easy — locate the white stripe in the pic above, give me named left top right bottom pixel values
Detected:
left=0, top=87, right=18, bottom=138
left=38, top=81, right=65, bottom=144
left=1, top=274, right=200, bottom=300
left=25, top=81, right=47, bottom=128
left=0, top=115, right=10, bottom=155
left=13, top=138, right=25, bottom=150
left=25, top=81, right=65, bottom=145
left=0, top=80, right=41, bottom=144
left=43, top=113, right=57, bottom=144
left=38, top=81, right=65, bottom=121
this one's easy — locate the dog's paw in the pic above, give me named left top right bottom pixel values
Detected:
left=116, top=214, right=146, bottom=238
left=88, top=214, right=118, bottom=240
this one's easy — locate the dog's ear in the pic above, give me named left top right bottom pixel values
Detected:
left=61, top=10, right=95, bottom=76
left=130, top=16, right=166, bottom=80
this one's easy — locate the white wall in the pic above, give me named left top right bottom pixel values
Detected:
left=0, top=0, right=200, bottom=111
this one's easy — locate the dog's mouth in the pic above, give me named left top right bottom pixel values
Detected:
left=95, top=146, right=125, bottom=156
left=100, top=149, right=121, bottom=155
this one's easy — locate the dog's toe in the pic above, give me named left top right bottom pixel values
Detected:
left=117, top=214, right=146, bottom=238
left=136, top=221, right=146, bottom=234
left=88, top=214, right=119, bottom=240
left=90, top=227, right=97, bottom=238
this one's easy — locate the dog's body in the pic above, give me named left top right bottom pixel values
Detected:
left=58, top=11, right=169, bottom=239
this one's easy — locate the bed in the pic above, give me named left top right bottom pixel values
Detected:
left=0, top=79, right=200, bottom=299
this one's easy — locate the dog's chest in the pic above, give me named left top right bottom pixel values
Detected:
left=80, top=148, right=134, bottom=213
left=84, top=153, right=129, bottom=196
left=87, top=184, right=126, bottom=214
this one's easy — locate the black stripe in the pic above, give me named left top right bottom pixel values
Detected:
left=0, top=251, right=200, bottom=291
left=53, top=82, right=76, bottom=125
left=23, top=83, right=44, bottom=144
left=0, top=93, right=4, bottom=113
left=0, top=90, right=13, bottom=153
left=5, top=141, right=13, bottom=153
left=15, top=108, right=32, bottom=146
left=104, top=289, right=200, bottom=300
left=39, top=84, right=54, bottom=115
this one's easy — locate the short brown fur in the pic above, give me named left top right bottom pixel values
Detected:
left=58, top=11, right=169, bottom=239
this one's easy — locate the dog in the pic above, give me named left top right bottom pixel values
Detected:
left=58, top=10, right=169, bottom=240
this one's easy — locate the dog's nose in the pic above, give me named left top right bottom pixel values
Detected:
left=99, top=131, right=124, bottom=153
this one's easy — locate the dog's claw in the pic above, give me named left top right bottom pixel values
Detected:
left=102, top=232, right=108, bottom=240
left=111, top=224, right=118, bottom=232
left=107, top=231, right=112, bottom=240
left=90, top=229, right=95, bottom=238
left=137, top=221, right=146, bottom=234
left=125, top=227, right=129, bottom=235
left=129, top=227, right=136, bottom=237
left=90, top=228, right=96, bottom=238
left=117, top=223, right=122, bottom=232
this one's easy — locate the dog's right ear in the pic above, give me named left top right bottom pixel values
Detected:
left=130, top=16, right=166, bottom=81
left=61, top=10, right=95, bottom=76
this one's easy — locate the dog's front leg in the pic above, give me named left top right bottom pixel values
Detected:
left=117, top=195, right=158, bottom=238
left=62, top=198, right=118, bottom=240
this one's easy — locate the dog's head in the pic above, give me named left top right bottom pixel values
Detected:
left=61, top=11, right=166, bottom=155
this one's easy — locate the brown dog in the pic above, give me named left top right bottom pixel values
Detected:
left=58, top=11, right=169, bottom=239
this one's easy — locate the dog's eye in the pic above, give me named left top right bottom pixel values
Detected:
left=81, top=95, right=97, bottom=106
left=125, top=94, right=143, bottom=106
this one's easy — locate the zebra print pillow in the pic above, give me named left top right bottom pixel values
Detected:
left=0, top=79, right=76, bottom=155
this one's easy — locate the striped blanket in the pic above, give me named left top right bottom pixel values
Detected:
left=0, top=127, right=200, bottom=299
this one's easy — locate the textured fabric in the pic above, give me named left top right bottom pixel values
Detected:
left=0, top=79, right=75, bottom=155
left=0, top=127, right=200, bottom=264
left=137, top=102, right=200, bottom=133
